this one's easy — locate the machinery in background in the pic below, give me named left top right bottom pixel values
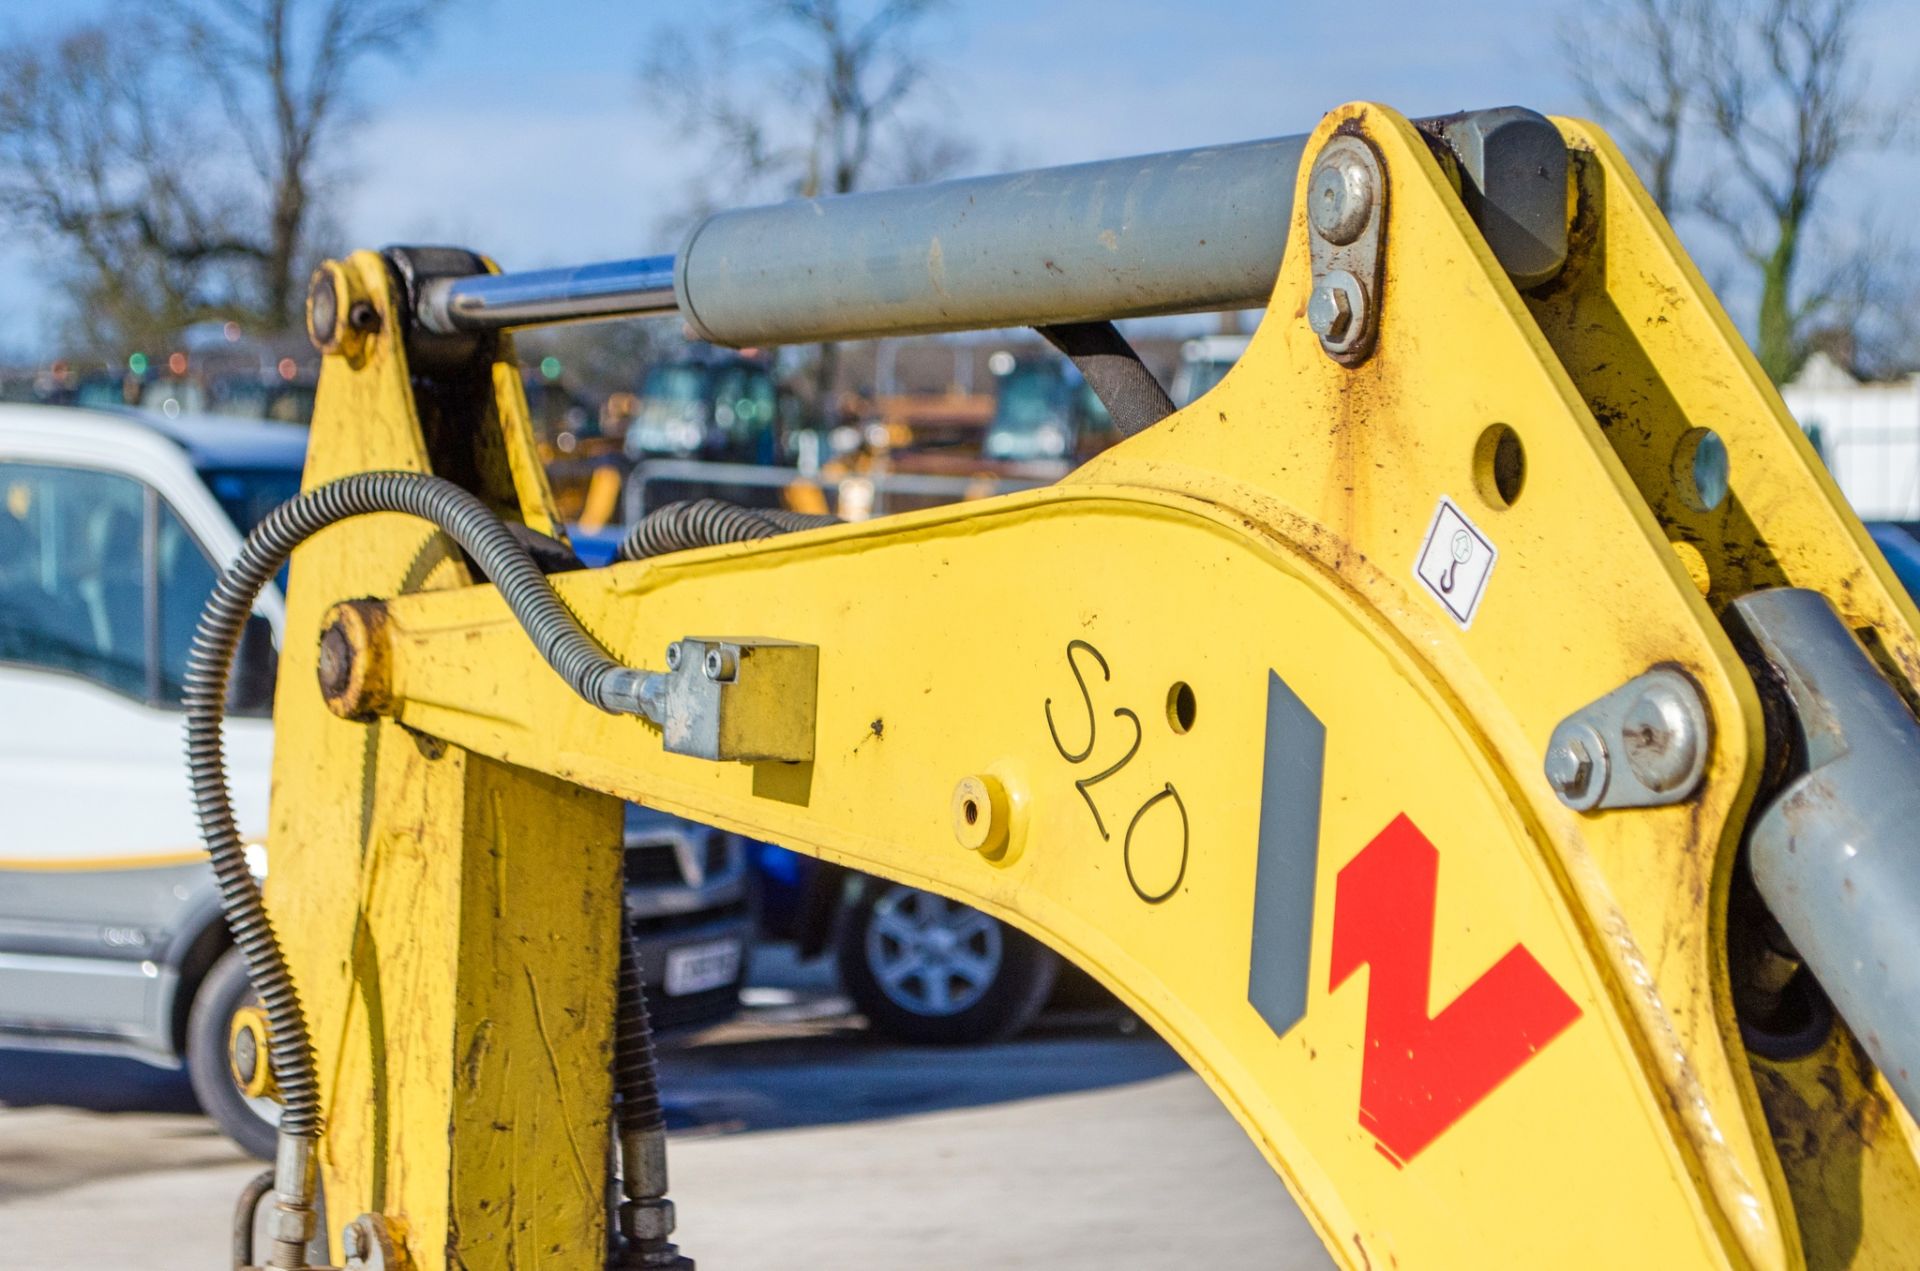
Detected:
left=625, top=349, right=794, bottom=466
left=980, top=353, right=1116, bottom=467
left=1171, top=333, right=1250, bottom=406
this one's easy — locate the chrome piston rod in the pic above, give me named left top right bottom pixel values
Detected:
left=414, top=107, right=1567, bottom=345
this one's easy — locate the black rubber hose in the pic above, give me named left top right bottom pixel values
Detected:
left=184, top=470, right=653, bottom=1140
left=1036, top=320, right=1175, bottom=438
left=232, top=1168, right=275, bottom=1267
left=759, top=507, right=845, bottom=533
left=614, top=931, right=664, bottom=1137
left=617, top=498, right=840, bottom=562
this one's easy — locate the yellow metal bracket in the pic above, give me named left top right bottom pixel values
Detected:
left=263, top=104, right=1920, bottom=1269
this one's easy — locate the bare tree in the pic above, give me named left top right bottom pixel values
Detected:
left=1563, top=0, right=1909, bottom=382
left=1696, top=0, right=1903, bottom=381
left=641, top=0, right=972, bottom=413
left=160, top=0, right=445, bottom=329
left=0, top=0, right=443, bottom=347
left=1559, top=0, right=1704, bottom=211
left=0, top=22, right=241, bottom=348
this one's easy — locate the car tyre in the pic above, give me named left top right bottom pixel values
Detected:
left=838, top=883, right=1058, bottom=1044
left=186, top=947, right=280, bottom=1161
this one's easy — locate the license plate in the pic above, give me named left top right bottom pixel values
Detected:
left=663, top=938, right=743, bottom=997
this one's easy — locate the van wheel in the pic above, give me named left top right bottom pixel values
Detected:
left=186, top=948, right=281, bottom=1161
left=838, top=884, right=1058, bottom=1044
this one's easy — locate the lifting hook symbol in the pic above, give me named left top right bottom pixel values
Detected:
left=1439, top=531, right=1473, bottom=594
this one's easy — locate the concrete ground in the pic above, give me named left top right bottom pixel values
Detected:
left=0, top=949, right=1331, bottom=1269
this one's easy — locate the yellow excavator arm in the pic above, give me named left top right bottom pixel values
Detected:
left=205, top=102, right=1920, bottom=1269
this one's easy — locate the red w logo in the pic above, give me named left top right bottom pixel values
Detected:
left=1330, top=814, right=1582, bottom=1166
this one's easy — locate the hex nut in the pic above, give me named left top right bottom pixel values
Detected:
left=621, top=1199, right=676, bottom=1242
left=1544, top=721, right=1610, bottom=812
left=1307, top=270, right=1368, bottom=353
left=1544, top=738, right=1592, bottom=797
left=1306, top=285, right=1352, bottom=341
left=268, top=1206, right=316, bottom=1244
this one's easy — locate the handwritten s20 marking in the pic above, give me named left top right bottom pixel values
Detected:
left=1044, top=639, right=1190, bottom=905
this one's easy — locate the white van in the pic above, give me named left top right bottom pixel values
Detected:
left=0, top=406, right=754, bottom=1157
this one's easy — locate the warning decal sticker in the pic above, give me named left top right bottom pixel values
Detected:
left=1414, top=497, right=1497, bottom=629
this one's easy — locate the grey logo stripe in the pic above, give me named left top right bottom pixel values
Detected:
left=1247, top=669, right=1327, bottom=1040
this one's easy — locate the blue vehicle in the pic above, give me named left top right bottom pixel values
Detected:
left=1867, top=523, right=1920, bottom=598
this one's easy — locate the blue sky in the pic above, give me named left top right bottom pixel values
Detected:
left=0, top=0, right=1914, bottom=354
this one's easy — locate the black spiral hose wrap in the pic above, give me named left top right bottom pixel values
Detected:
left=184, top=470, right=653, bottom=1141
left=617, top=498, right=840, bottom=561
left=615, top=931, right=665, bottom=1137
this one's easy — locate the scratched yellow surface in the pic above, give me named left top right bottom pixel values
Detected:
left=266, top=250, right=623, bottom=1268
left=263, top=105, right=1920, bottom=1268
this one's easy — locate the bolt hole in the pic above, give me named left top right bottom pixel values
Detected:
left=963, top=799, right=979, bottom=826
left=1672, top=427, right=1730, bottom=512
left=1166, top=682, right=1197, bottom=734
left=1472, top=423, right=1525, bottom=509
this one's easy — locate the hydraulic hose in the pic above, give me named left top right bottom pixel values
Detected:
left=615, top=932, right=666, bottom=1138
left=1036, top=320, right=1175, bottom=438
left=183, top=470, right=659, bottom=1266
left=617, top=498, right=840, bottom=562
left=613, top=926, right=691, bottom=1267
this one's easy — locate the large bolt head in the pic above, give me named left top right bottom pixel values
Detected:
left=307, top=267, right=340, bottom=350
left=1306, top=284, right=1353, bottom=342
left=341, top=1222, right=369, bottom=1261
left=1308, top=152, right=1375, bottom=245
left=317, top=620, right=354, bottom=698
left=1620, top=680, right=1705, bottom=793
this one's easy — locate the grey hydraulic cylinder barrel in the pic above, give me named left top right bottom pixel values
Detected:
left=1733, top=587, right=1920, bottom=1120
left=673, top=134, right=1309, bottom=346
left=411, top=106, right=1567, bottom=344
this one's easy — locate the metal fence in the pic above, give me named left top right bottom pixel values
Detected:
left=621, top=458, right=1057, bottom=527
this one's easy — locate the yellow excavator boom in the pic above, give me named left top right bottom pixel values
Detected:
left=204, top=102, right=1920, bottom=1269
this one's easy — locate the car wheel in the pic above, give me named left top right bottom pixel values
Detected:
left=838, top=883, right=1058, bottom=1044
left=186, top=947, right=281, bottom=1161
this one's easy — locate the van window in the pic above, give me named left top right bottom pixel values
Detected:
left=0, top=462, right=243, bottom=708
left=157, top=503, right=219, bottom=704
left=0, top=463, right=147, bottom=697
